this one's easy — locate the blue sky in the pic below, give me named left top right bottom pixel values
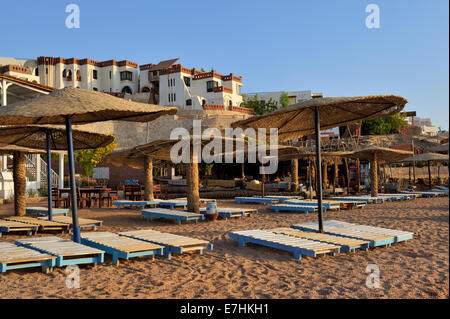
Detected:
left=1, top=0, right=448, bottom=129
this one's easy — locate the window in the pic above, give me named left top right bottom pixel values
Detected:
left=152, top=71, right=157, bottom=76
left=173, top=93, right=176, bottom=101
left=109, top=71, right=112, bottom=79
left=62, top=69, right=67, bottom=78
left=206, top=80, right=218, bottom=92
left=184, top=76, right=191, bottom=87
left=186, top=99, right=192, bottom=106
left=93, top=70, right=98, bottom=80
left=168, top=79, right=170, bottom=86
left=229, top=100, right=233, bottom=106
left=93, top=87, right=98, bottom=91
left=46, top=68, right=48, bottom=74
left=35, top=68, right=39, bottom=76
left=168, top=94, right=171, bottom=102
left=202, top=99, right=206, bottom=105
left=120, top=71, right=133, bottom=81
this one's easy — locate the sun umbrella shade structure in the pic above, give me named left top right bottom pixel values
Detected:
left=232, top=95, right=408, bottom=142
left=398, top=152, right=449, bottom=163
left=0, top=87, right=178, bottom=125
left=0, top=126, right=114, bottom=150
left=345, top=146, right=413, bottom=197
left=425, top=144, right=449, bottom=154
left=0, top=87, right=178, bottom=243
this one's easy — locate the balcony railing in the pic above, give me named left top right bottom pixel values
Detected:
left=229, top=106, right=255, bottom=115
left=202, top=104, right=225, bottom=111
left=212, top=86, right=233, bottom=94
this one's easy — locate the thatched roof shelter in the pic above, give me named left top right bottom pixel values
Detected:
left=0, top=87, right=178, bottom=125
left=232, top=95, right=407, bottom=142
left=0, top=87, right=178, bottom=243
left=425, top=143, right=449, bottom=154
left=0, top=125, right=114, bottom=150
left=398, top=152, right=449, bottom=163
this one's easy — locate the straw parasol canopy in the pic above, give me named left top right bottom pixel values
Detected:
left=399, top=152, right=449, bottom=189
left=398, top=152, right=449, bottom=163
left=0, top=87, right=178, bottom=125
left=0, top=125, right=114, bottom=150
left=425, top=143, right=449, bottom=154
left=345, top=146, right=413, bottom=197
left=0, top=87, right=178, bottom=243
left=232, top=95, right=407, bottom=142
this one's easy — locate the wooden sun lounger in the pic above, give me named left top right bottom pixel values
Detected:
left=316, top=220, right=414, bottom=243
left=155, top=199, right=188, bottom=210
left=292, top=222, right=396, bottom=247
left=0, top=242, right=56, bottom=273
left=113, top=200, right=159, bottom=210
left=142, top=208, right=204, bottom=225
left=252, top=195, right=303, bottom=203
left=235, top=197, right=279, bottom=205
left=329, top=196, right=381, bottom=204
left=269, top=204, right=317, bottom=214
left=229, top=229, right=340, bottom=260
left=37, top=216, right=102, bottom=232
left=399, top=191, right=441, bottom=198
left=198, top=207, right=258, bottom=220
left=80, top=232, right=164, bottom=265
left=322, top=199, right=366, bottom=209
left=284, top=199, right=340, bottom=211
left=0, top=220, right=38, bottom=238
left=26, top=207, right=70, bottom=216
left=15, top=236, right=104, bottom=267
left=4, top=216, right=69, bottom=232
left=119, top=229, right=213, bottom=260
left=270, top=227, right=370, bottom=252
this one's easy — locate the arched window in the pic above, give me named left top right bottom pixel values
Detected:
left=35, top=68, right=39, bottom=76
left=122, top=86, right=132, bottom=94
left=76, top=70, right=81, bottom=81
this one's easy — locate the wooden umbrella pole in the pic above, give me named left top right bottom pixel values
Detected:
left=12, top=151, right=26, bottom=216
left=322, top=161, right=328, bottom=190
left=308, top=160, right=313, bottom=200
left=46, top=132, right=53, bottom=221
left=428, top=160, right=432, bottom=190
left=314, top=107, right=324, bottom=233
left=370, top=153, right=378, bottom=197
left=356, top=158, right=361, bottom=193
left=144, top=156, right=154, bottom=201
left=186, top=151, right=200, bottom=213
left=291, top=159, right=298, bottom=192
left=344, top=158, right=350, bottom=195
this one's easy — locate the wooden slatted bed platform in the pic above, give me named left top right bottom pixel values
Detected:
left=113, top=200, right=159, bottom=210
left=284, top=199, right=341, bottom=211
left=142, top=208, right=204, bottom=225
left=0, top=220, right=39, bottom=238
left=329, top=196, right=382, bottom=204
left=269, top=204, right=317, bottom=214
left=235, top=197, right=279, bottom=205
left=321, top=199, right=367, bottom=209
left=155, top=199, right=188, bottom=210
left=199, top=207, right=258, bottom=220
left=4, top=216, right=69, bottom=232
left=80, top=232, right=164, bottom=265
left=37, top=216, right=102, bottom=232
left=0, top=242, right=56, bottom=273
left=15, top=236, right=104, bottom=267
left=229, top=229, right=340, bottom=260
left=252, top=195, right=303, bottom=203
left=119, top=229, right=213, bottom=259
left=269, top=227, right=370, bottom=252
left=315, top=220, right=414, bottom=243
left=292, top=222, right=396, bottom=247
left=26, top=207, right=70, bottom=216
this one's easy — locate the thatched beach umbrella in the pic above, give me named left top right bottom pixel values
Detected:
left=399, top=152, right=449, bottom=189
left=345, top=146, right=413, bottom=196
left=0, top=125, right=114, bottom=220
left=134, top=136, right=248, bottom=213
left=103, top=147, right=163, bottom=201
left=0, top=87, right=178, bottom=242
left=426, top=143, right=449, bottom=154
left=232, top=95, right=407, bottom=232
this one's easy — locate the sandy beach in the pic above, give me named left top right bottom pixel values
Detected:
left=0, top=196, right=448, bottom=299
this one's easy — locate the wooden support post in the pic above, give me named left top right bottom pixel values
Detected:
left=12, top=151, right=26, bottom=216
left=144, top=156, right=154, bottom=201
left=356, top=159, right=361, bottom=193
left=322, top=162, right=328, bottom=190
left=370, top=153, right=378, bottom=197
left=428, top=160, right=432, bottom=190
left=291, top=159, right=298, bottom=192
left=186, top=155, right=200, bottom=214
left=344, top=158, right=350, bottom=195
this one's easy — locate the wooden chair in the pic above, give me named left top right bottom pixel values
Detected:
left=107, top=186, right=119, bottom=207
left=153, top=184, right=168, bottom=200
left=52, top=188, right=69, bottom=208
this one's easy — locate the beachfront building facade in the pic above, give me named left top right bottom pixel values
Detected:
left=0, top=56, right=139, bottom=94
left=139, top=58, right=249, bottom=113
left=244, top=90, right=324, bottom=106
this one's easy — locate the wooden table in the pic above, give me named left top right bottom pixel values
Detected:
left=59, top=188, right=112, bottom=208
